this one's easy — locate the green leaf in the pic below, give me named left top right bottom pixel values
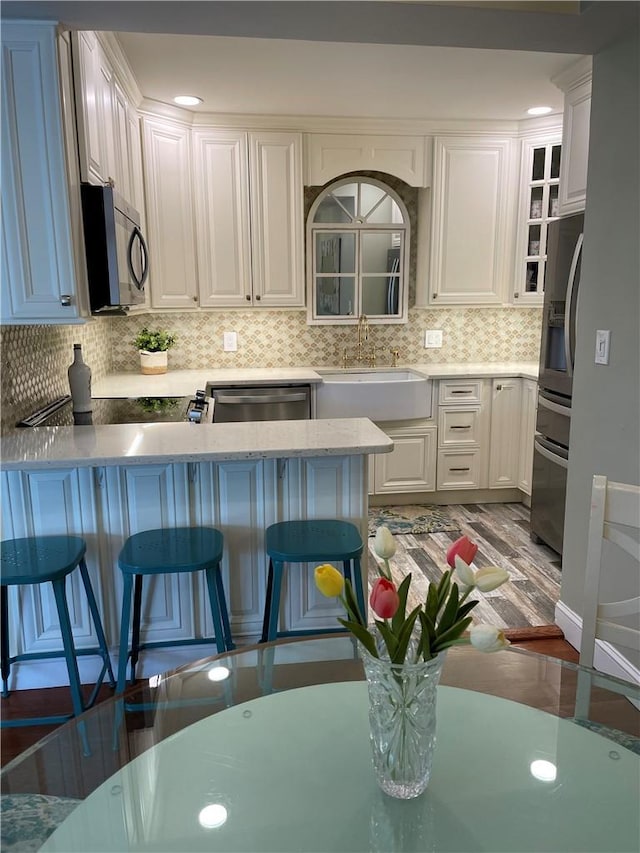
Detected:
left=425, top=583, right=438, bottom=622
left=342, top=579, right=365, bottom=626
left=436, top=582, right=459, bottom=635
left=436, top=570, right=452, bottom=613
left=433, top=616, right=473, bottom=651
left=457, top=599, right=479, bottom=620
left=374, top=619, right=398, bottom=659
left=391, top=574, right=412, bottom=634
left=391, top=606, right=421, bottom=664
left=337, top=618, right=378, bottom=657
left=419, top=611, right=436, bottom=660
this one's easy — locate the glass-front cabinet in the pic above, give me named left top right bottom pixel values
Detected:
left=307, top=177, right=409, bottom=324
left=513, top=133, right=562, bottom=305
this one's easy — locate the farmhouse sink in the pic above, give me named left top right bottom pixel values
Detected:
left=315, top=368, right=432, bottom=421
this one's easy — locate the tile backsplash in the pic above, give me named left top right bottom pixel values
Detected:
left=1, top=307, right=541, bottom=433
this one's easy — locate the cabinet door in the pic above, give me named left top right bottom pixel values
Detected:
left=72, top=31, right=105, bottom=186
left=306, top=133, right=428, bottom=187
left=558, top=79, right=591, bottom=216
left=112, top=80, right=132, bottom=201
left=429, top=137, right=514, bottom=305
left=1, top=23, right=80, bottom=322
left=1, top=468, right=108, bottom=687
left=192, top=129, right=252, bottom=307
left=488, top=378, right=522, bottom=489
left=142, top=117, right=198, bottom=309
left=517, top=378, right=538, bottom=495
left=249, top=131, right=304, bottom=307
left=374, top=429, right=436, bottom=494
left=96, top=51, right=117, bottom=187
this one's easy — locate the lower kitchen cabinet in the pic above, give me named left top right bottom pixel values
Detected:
left=437, top=379, right=489, bottom=491
left=517, top=378, right=538, bottom=495
left=371, top=424, right=437, bottom=495
left=488, top=378, right=523, bottom=489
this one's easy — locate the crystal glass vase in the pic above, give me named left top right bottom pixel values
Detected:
left=361, top=642, right=446, bottom=799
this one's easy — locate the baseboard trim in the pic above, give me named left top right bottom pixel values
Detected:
left=369, top=488, right=524, bottom=507
left=555, top=600, right=640, bottom=686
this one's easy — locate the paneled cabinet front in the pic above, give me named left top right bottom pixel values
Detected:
left=488, top=378, right=522, bottom=489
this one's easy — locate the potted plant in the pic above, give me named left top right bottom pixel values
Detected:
left=132, top=327, right=177, bottom=375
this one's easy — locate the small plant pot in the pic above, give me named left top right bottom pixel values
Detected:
left=139, top=350, right=168, bottom=375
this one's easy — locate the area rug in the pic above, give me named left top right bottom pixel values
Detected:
left=368, top=505, right=461, bottom=537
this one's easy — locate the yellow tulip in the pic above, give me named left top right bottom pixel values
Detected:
left=475, top=566, right=510, bottom=592
left=314, top=564, right=345, bottom=598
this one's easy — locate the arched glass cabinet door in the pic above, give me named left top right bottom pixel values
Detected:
left=306, top=178, right=410, bottom=324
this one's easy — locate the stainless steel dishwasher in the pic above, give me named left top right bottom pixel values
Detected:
left=206, top=384, right=311, bottom=423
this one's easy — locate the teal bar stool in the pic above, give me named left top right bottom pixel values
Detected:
left=1, top=536, right=116, bottom=727
left=260, top=519, right=365, bottom=643
left=116, top=527, right=234, bottom=695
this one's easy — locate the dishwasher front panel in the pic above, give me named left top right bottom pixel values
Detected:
left=207, top=385, right=312, bottom=423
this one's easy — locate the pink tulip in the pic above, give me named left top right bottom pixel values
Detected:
left=446, top=535, right=478, bottom=569
left=369, top=578, right=400, bottom=620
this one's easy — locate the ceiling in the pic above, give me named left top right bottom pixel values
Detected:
left=115, top=33, right=578, bottom=121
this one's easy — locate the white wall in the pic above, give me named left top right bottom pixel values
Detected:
left=561, top=29, right=640, bottom=661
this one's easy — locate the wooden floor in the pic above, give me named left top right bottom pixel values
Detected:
left=368, top=502, right=561, bottom=629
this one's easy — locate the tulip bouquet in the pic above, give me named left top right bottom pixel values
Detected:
left=314, top=527, right=510, bottom=666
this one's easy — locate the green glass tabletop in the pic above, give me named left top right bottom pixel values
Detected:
left=2, top=637, right=639, bottom=852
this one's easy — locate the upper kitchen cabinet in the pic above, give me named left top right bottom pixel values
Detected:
left=512, top=129, right=562, bottom=305
left=417, top=136, right=516, bottom=306
left=142, top=116, right=198, bottom=309
left=553, top=57, right=592, bottom=217
left=1, top=23, right=86, bottom=323
left=145, top=119, right=304, bottom=310
left=71, top=32, right=145, bottom=213
left=306, top=134, right=430, bottom=188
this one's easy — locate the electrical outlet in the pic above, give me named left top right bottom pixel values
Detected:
left=424, top=330, right=443, bottom=348
left=595, top=330, right=610, bottom=365
left=223, top=331, right=238, bottom=352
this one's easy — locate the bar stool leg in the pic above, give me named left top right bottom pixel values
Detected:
left=347, top=557, right=366, bottom=622
left=213, top=566, right=235, bottom=651
left=78, top=559, right=115, bottom=687
left=266, top=561, right=284, bottom=643
left=130, top=574, right=143, bottom=684
left=117, top=574, right=134, bottom=695
left=1, top=586, right=10, bottom=698
left=260, top=559, right=275, bottom=643
left=203, top=567, right=227, bottom=655
left=51, top=576, right=85, bottom=720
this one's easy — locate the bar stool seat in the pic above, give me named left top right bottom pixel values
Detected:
left=116, top=527, right=234, bottom=695
left=1, top=536, right=115, bottom=727
left=260, top=519, right=365, bottom=643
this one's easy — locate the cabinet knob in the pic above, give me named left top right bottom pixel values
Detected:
left=245, top=294, right=251, bottom=301
left=432, top=293, right=438, bottom=300
left=497, top=384, right=503, bottom=391
left=514, top=292, right=519, bottom=299
left=192, top=296, right=197, bottom=303
left=59, top=294, right=72, bottom=306
left=255, top=294, right=261, bottom=301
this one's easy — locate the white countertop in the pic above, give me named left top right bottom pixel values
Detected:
left=92, top=363, right=538, bottom=398
left=1, top=418, right=393, bottom=470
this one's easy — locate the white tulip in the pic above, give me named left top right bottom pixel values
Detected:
left=470, top=624, right=510, bottom=653
left=373, top=526, right=396, bottom=560
left=474, top=566, right=510, bottom=593
left=454, top=554, right=475, bottom=588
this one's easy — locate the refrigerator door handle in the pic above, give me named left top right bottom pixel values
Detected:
left=538, top=395, right=572, bottom=417
left=564, top=232, right=583, bottom=378
left=534, top=436, right=569, bottom=469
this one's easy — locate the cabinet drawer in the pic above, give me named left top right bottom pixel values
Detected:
left=439, top=380, right=483, bottom=404
left=437, top=450, right=481, bottom=490
left=438, top=407, right=482, bottom=447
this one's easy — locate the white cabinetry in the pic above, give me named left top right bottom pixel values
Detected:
left=554, top=57, right=592, bottom=217
left=517, top=378, right=537, bottom=495
left=142, top=117, right=198, bottom=309
left=437, top=379, right=489, bottom=490
left=1, top=23, right=83, bottom=323
left=306, top=133, right=429, bottom=187
left=372, top=424, right=437, bottom=495
left=424, top=137, right=515, bottom=306
left=488, top=378, right=522, bottom=489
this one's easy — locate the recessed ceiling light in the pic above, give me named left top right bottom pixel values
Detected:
left=174, top=95, right=203, bottom=106
left=527, top=106, right=553, bottom=116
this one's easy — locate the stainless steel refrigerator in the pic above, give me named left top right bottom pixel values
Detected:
left=530, top=212, right=584, bottom=556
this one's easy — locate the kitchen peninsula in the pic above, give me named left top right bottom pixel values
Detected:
left=1, top=417, right=392, bottom=691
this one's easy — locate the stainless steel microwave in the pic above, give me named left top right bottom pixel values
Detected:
left=80, top=184, right=149, bottom=313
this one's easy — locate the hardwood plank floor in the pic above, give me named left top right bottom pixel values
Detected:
left=368, top=502, right=561, bottom=629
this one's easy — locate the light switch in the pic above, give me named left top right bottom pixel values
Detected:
left=595, top=330, right=610, bottom=365
left=223, top=331, right=238, bottom=352
left=425, top=330, right=443, bottom=348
